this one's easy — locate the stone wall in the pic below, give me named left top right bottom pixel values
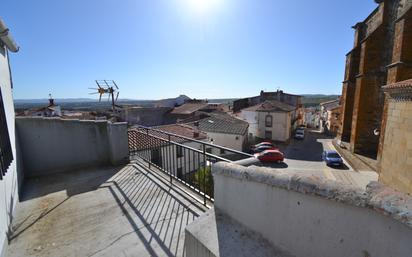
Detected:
left=379, top=80, right=412, bottom=194
left=339, top=0, right=412, bottom=160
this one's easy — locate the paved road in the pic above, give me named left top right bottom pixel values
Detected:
left=241, top=129, right=378, bottom=188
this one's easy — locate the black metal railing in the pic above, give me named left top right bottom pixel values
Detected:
left=128, top=126, right=253, bottom=205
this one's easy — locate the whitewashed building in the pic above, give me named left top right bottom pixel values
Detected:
left=186, top=112, right=249, bottom=154
left=238, top=100, right=297, bottom=143
left=0, top=18, right=20, bottom=257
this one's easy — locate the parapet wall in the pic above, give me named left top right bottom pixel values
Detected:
left=212, top=162, right=412, bottom=257
left=16, top=117, right=129, bottom=177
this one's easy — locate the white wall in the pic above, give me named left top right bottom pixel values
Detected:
left=257, top=111, right=291, bottom=142
left=0, top=44, right=19, bottom=257
left=135, top=141, right=206, bottom=177
left=212, top=163, right=412, bottom=257
left=238, top=110, right=258, bottom=138
left=206, top=132, right=245, bottom=153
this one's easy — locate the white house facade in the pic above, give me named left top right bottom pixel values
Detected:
left=0, top=18, right=20, bottom=257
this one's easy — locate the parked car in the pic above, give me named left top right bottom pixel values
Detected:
left=255, top=149, right=284, bottom=163
left=253, top=145, right=278, bottom=153
left=251, top=141, right=274, bottom=150
left=294, top=130, right=304, bottom=140
left=322, top=150, right=343, bottom=166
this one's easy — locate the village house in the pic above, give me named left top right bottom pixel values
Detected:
left=237, top=100, right=298, bottom=143
left=120, top=106, right=174, bottom=126
left=20, top=96, right=62, bottom=117
left=186, top=112, right=249, bottom=153
left=304, top=107, right=320, bottom=129
left=150, top=124, right=208, bottom=179
left=320, top=99, right=341, bottom=136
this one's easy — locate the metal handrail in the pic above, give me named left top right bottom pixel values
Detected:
left=131, top=125, right=253, bottom=158
left=131, top=129, right=233, bottom=163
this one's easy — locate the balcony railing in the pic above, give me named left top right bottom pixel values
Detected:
left=128, top=126, right=253, bottom=205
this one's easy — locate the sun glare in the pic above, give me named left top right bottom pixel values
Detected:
left=184, top=0, right=220, bottom=15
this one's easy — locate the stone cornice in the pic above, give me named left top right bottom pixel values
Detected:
left=383, top=79, right=412, bottom=101
left=213, top=162, right=412, bottom=228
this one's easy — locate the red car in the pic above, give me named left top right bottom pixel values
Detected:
left=255, top=149, right=285, bottom=163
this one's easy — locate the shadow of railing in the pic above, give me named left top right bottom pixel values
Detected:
left=97, top=165, right=203, bottom=257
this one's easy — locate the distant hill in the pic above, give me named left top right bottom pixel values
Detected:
left=14, top=94, right=339, bottom=111
left=301, top=94, right=340, bottom=108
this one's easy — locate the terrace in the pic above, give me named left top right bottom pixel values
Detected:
left=4, top=117, right=412, bottom=257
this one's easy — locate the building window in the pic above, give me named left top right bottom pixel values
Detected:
left=220, top=149, right=225, bottom=154
left=265, top=115, right=273, bottom=127
left=0, top=88, right=14, bottom=180
left=265, top=130, right=272, bottom=139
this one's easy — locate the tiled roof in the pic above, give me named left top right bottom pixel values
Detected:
left=170, top=103, right=209, bottom=115
left=186, top=112, right=249, bottom=135
left=320, top=99, right=340, bottom=111
left=155, top=124, right=207, bottom=141
left=242, top=100, right=296, bottom=112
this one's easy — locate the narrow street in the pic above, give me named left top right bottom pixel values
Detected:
left=244, top=129, right=378, bottom=188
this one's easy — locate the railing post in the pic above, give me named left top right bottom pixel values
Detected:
left=168, top=134, right=172, bottom=185
left=146, top=128, right=151, bottom=168
left=202, top=144, right=207, bottom=206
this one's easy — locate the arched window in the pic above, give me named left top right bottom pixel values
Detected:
left=265, top=115, right=273, bottom=127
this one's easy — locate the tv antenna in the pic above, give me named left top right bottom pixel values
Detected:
left=89, top=80, right=120, bottom=112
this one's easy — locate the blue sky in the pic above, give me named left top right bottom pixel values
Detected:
left=3, top=0, right=377, bottom=100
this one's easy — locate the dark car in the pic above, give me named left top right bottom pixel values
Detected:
left=322, top=150, right=343, bottom=166
left=253, top=145, right=278, bottom=153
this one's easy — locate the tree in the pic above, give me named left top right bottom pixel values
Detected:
left=194, top=166, right=214, bottom=197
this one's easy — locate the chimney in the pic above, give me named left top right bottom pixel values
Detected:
left=48, top=94, right=55, bottom=106
left=193, top=131, right=199, bottom=138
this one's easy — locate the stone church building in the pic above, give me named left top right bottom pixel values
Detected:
left=338, top=0, right=412, bottom=193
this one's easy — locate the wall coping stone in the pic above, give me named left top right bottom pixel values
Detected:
left=213, top=162, right=412, bottom=228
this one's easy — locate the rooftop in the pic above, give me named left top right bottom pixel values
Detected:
left=155, top=123, right=207, bottom=141
left=186, top=112, right=249, bottom=135
left=242, top=100, right=296, bottom=112
left=170, top=103, right=209, bottom=115
left=320, top=99, right=340, bottom=111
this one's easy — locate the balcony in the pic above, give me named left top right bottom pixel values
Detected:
left=4, top=117, right=412, bottom=257
left=7, top=163, right=205, bottom=257
left=5, top=117, right=252, bottom=257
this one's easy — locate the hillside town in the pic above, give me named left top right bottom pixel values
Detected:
left=1, top=1, right=412, bottom=257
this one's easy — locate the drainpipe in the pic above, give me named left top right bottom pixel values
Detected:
left=0, top=18, right=19, bottom=53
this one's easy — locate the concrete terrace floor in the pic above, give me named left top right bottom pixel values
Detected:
left=7, top=163, right=206, bottom=257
